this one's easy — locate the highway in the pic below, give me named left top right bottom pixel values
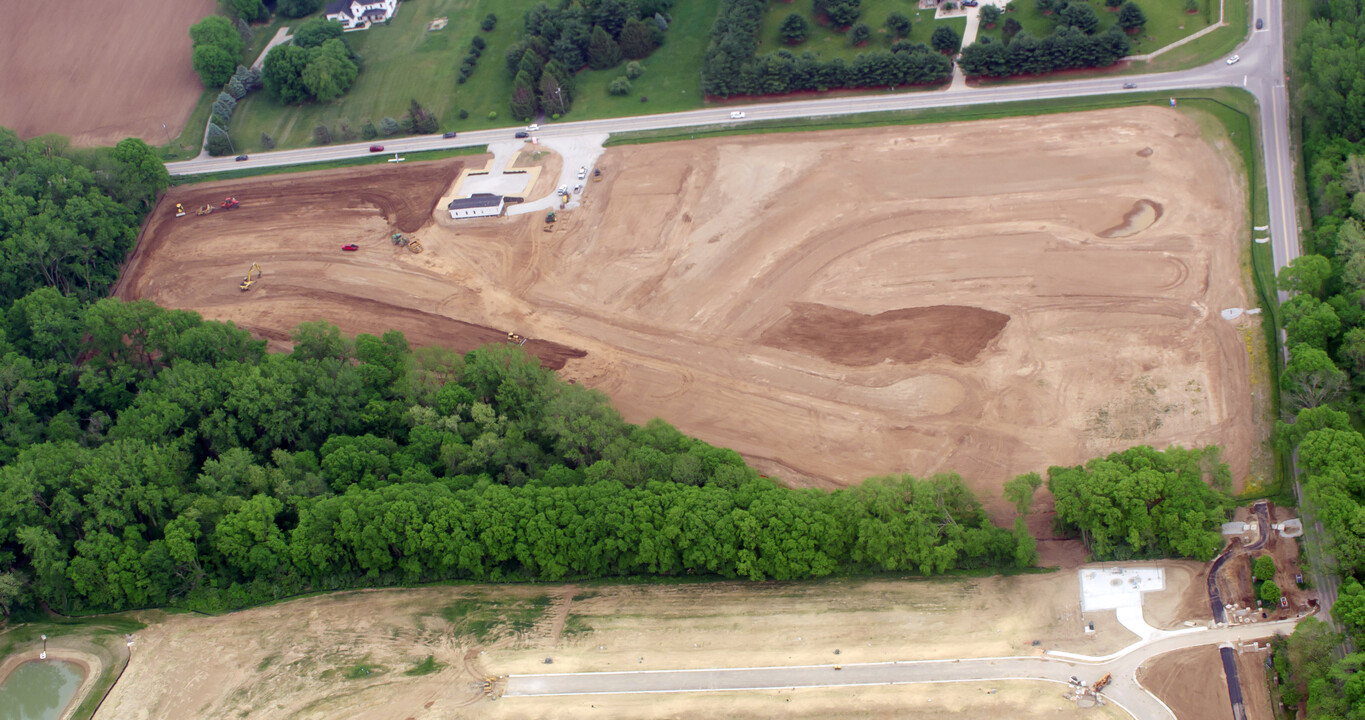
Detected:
left=505, top=618, right=1300, bottom=720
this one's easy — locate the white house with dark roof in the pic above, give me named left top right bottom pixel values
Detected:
left=447, top=194, right=504, bottom=219
left=325, top=0, right=397, bottom=30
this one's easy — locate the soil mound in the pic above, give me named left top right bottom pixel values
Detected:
left=1100, top=199, right=1164, bottom=238
left=760, top=303, right=1009, bottom=366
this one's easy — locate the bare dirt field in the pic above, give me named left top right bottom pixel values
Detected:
left=90, top=568, right=1190, bottom=720
left=119, top=108, right=1255, bottom=515
left=0, top=0, right=215, bottom=146
left=1137, top=646, right=1232, bottom=720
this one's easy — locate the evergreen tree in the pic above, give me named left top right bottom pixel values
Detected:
left=588, top=26, right=623, bottom=69
left=620, top=18, right=655, bottom=59
left=1117, top=2, right=1147, bottom=31
left=780, top=13, right=810, bottom=44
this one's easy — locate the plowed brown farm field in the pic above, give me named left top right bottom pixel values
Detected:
left=120, top=108, right=1256, bottom=512
left=0, top=0, right=215, bottom=146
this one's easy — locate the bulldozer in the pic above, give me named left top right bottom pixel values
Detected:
left=175, top=203, right=186, bottom=217
left=592, top=168, right=602, bottom=182
left=543, top=211, right=556, bottom=232
left=1092, top=673, right=1111, bottom=693
left=221, top=197, right=240, bottom=210
left=238, top=262, right=261, bottom=291
left=390, top=232, right=421, bottom=252
left=196, top=204, right=213, bottom=216
left=506, top=332, right=527, bottom=346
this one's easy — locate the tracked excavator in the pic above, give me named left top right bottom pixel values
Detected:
left=239, top=262, right=261, bottom=291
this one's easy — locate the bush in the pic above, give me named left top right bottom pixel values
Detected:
left=849, top=22, right=872, bottom=46
left=312, top=125, right=333, bottom=145
left=458, top=109, right=469, bottom=120
left=472, top=36, right=486, bottom=51
left=980, top=5, right=1002, bottom=26
left=1253, top=555, right=1276, bottom=582
left=780, top=13, right=810, bottom=44
left=608, top=76, right=632, bottom=95
left=885, top=12, right=912, bottom=38
left=206, top=123, right=233, bottom=156
left=277, top=0, right=322, bottom=18
left=488, top=111, right=498, bottom=120
left=259, top=132, right=275, bottom=149
left=380, top=117, right=399, bottom=136
left=625, top=61, right=645, bottom=79
left=1260, top=580, right=1282, bottom=604
left=481, top=13, right=497, bottom=31
left=931, top=24, right=962, bottom=53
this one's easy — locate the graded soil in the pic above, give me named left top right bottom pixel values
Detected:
left=90, top=569, right=1176, bottom=719
left=115, top=158, right=585, bottom=368
left=0, top=0, right=215, bottom=146
left=1137, top=646, right=1233, bottom=720
left=120, top=109, right=1255, bottom=514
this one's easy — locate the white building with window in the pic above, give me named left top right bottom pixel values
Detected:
left=324, top=0, right=397, bottom=30
left=447, top=194, right=504, bottom=219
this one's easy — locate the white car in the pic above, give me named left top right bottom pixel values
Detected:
left=556, top=185, right=567, bottom=195
left=1225, top=55, right=1240, bottom=65
left=730, top=111, right=746, bottom=119
left=577, top=166, right=587, bottom=180
left=573, top=183, right=584, bottom=193
left=527, top=124, right=540, bottom=132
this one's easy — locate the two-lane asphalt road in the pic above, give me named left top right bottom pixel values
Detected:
left=505, top=619, right=1300, bottom=719
left=168, top=0, right=1298, bottom=282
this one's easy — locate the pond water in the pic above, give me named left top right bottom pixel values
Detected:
left=0, top=661, right=83, bottom=720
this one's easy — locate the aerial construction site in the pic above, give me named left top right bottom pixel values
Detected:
left=118, top=107, right=1260, bottom=517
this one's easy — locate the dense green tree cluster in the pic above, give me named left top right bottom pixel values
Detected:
left=1047, top=446, right=1232, bottom=561
left=958, top=20, right=1132, bottom=78
left=702, top=0, right=950, bottom=98
left=190, top=15, right=244, bottom=88
left=1276, top=1, right=1365, bottom=714
left=504, top=0, right=669, bottom=118
left=0, top=129, right=158, bottom=308
left=814, top=0, right=862, bottom=28
left=0, top=294, right=1027, bottom=614
left=263, top=36, right=361, bottom=105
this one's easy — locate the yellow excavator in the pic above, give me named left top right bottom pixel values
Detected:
left=1093, top=674, right=1111, bottom=693
left=238, top=262, right=261, bottom=291
left=175, top=203, right=187, bottom=217
left=196, top=204, right=213, bottom=216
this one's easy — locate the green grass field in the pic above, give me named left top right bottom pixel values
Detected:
left=229, top=0, right=543, bottom=152
left=973, top=0, right=1214, bottom=54
left=758, top=0, right=968, bottom=56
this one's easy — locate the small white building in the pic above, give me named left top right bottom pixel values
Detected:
left=447, top=194, right=504, bottom=219
left=324, top=0, right=397, bottom=30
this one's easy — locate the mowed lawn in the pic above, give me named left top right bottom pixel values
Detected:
left=230, top=0, right=542, bottom=152
left=974, top=0, right=1214, bottom=54
left=758, top=0, right=968, bottom=56
left=228, top=0, right=724, bottom=151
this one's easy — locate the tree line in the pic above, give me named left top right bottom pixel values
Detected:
left=1273, top=0, right=1365, bottom=714
left=504, top=0, right=673, bottom=120
left=702, top=0, right=951, bottom=98
left=0, top=290, right=1033, bottom=614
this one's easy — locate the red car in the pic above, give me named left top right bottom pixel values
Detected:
left=342, top=244, right=359, bottom=251
left=369, top=145, right=384, bottom=152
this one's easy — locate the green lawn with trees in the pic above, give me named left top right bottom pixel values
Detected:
left=974, top=0, right=1213, bottom=56
left=757, top=2, right=968, bottom=60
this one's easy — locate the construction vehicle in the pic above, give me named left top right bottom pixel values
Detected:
left=1093, top=674, right=1111, bottom=693
left=507, top=332, right=527, bottom=346
left=238, top=263, right=261, bottom=291
left=221, top=197, right=240, bottom=210
left=175, top=203, right=186, bottom=217
left=408, top=239, right=423, bottom=253
left=196, top=204, right=213, bottom=216
left=592, top=168, right=602, bottom=182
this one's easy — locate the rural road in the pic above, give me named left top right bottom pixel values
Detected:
left=166, top=0, right=1298, bottom=282
left=504, top=618, right=1300, bottom=720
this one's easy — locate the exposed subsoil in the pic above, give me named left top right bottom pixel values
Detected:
left=761, top=303, right=1010, bottom=365
left=1137, top=646, right=1233, bottom=720
left=0, top=0, right=215, bottom=146
left=119, top=109, right=1255, bottom=518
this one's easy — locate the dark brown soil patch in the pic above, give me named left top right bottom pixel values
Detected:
left=761, top=303, right=1009, bottom=366
left=1099, top=198, right=1164, bottom=238
left=1137, top=147, right=1154, bottom=157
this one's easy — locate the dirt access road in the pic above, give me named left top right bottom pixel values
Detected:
left=0, top=0, right=214, bottom=146
left=120, top=109, right=1255, bottom=512
left=90, top=567, right=1205, bottom=719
